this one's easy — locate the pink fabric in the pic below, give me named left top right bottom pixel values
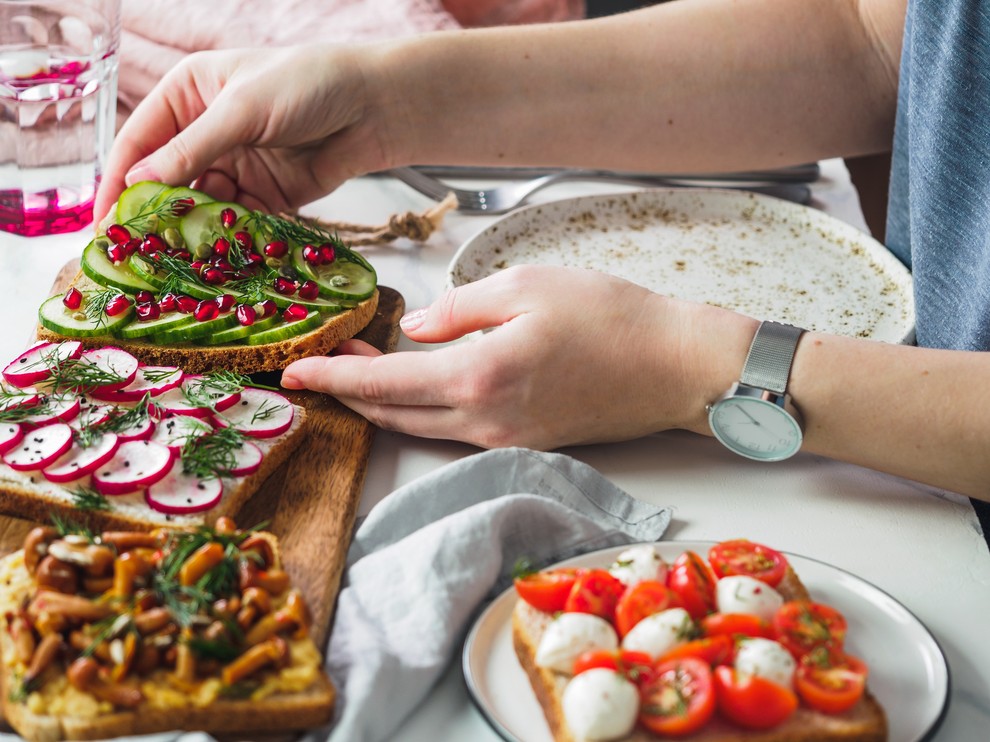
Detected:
left=118, top=0, right=585, bottom=112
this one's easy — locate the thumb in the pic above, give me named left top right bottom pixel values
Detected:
left=398, top=274, right=526, bottom=342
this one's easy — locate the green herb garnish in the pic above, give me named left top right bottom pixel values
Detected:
left=70, top=488, right=113, bottom=512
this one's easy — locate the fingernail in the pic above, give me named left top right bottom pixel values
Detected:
left=399, top=308, right=427, bottom=331
left=125, top=160, right=158, bottom=186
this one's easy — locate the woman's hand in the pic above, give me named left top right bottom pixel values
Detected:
left=96, top=44, right=396, bottom=220
left=281, top=265, right=756, bottom=450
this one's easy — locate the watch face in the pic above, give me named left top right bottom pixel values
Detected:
left=708, top=396, right=803, bottom=462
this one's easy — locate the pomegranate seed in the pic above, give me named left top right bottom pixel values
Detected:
left=171, top=197, right=195, bottom=216
left=265, top=241, right=289, bottom=259
left=246, top=253, right=264, bottom=266
left=233, top=231, right=253, bottom=251
left=105, top=294, right=132, bottom=317
left=203, top=268, right=227, bottom=285
left=319, top=244, right=336, bottom=264
left=134, top=290, right=155, bottom=304
left=176, top=295, right=198, bottom=313
left=235, top=304, right=257, bottom=327
left=135, top=302, right=161, bottom=321
left=301, top=244, right=320, bottom=265
left=213, top=237, right=230, bottom=257
left=106, top=224, right=130, bottom=245
left=123, top=238, right=142, bottom=257
left=194, top=300, right=220, bottom=322
left=273, top=277, right=297, bottom=296
left=256, top=299, right=278, bottom=318
left=190, top=260, right=205, bottom=274
left=298, top=280, right=320, bottom=300
left=62, top=288, right=83, bottom=310
left=220, top=208, right=237, bottom=229
left=172, top=249, right=192, bottom=262
left=143, top=233, right=166, bottom=251
left=282, top=303, right=309, bottom=322
left=215, top=294, right=235, bottom=312
left=159, top=293, right=179, bottom=313
left=106, top=243, right=127, bottom=264
left=211, top=259, right=233, bottom=273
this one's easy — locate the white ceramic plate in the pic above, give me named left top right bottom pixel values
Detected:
left=462, top=541, right=949, bottom=742
left=448, top=189, right=915, bottom=344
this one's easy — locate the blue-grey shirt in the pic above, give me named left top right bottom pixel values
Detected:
left=887, top=0, right=990, bottom=350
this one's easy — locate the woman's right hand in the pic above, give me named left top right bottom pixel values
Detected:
left=96, top=44, right=397, bottom=220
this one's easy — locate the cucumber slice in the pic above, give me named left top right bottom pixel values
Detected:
left=115, top=181, right=173, bottom=230
left=117, top=311, right=196, bottom=340
left=289, top=244, right=376, bottom=300
left=38, top=294, right=133, bottom=337
left=152, top=186, right=215, bottom=229
left=179, top=202, right=250, bottom=252
left=244, top=311, right=325, bottom=345
left=260, top=287, right=353, bottom=313
left=154, top=312, right=240, bottom=343
left=128, top=254, right=165, bottom=290
left=130, top=254, right=220, bottom=301
left=196, top=314, right=282, bottom=346
left=81, top=240, right=155, bottom=294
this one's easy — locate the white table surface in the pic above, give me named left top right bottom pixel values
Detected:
left=1, top=159, right=988, bottom=742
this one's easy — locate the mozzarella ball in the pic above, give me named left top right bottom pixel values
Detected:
left=716, top=575, right=784, bottom=621
left=562, top=668, right=639, bottom=741
left=735, top=637, right=797, bottom=689
left=620, top=607, right=693, bottom=658
left=535, top=613, right=619, bottom=674
left=609, top=544, right=668, bottom=586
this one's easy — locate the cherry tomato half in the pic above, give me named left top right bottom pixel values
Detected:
left=639, top=656, right=716, bottom=737
left=657, top=634, right=733, bottom=667
left=713, top=665, right=798, bottom=730
left=614, top=580, right=682, bottom=637
left=667, top=551, right=718, bottom=619
left=701, top=612, right=774, bottom=640
left=564, top=569, right=625, bottom=621
left=709, top=539, right=789, bottom=587
left=513, top=568, right=581, bottom=613
left=573, top=648, right=656, bottom=687
left=795, top=648, right=869, bottom=714
left=772, top=600, right=848, bottom=659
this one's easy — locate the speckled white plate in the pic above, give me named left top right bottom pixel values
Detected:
left=448, top=189, right=915, bottom=343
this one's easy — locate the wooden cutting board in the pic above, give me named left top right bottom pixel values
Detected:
left=0, top=260, right=405, bottom=649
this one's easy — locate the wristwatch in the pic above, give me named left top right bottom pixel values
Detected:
left=707, top=321, right=806, bottom=462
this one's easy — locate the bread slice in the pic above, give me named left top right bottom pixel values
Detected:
left=512, top=564, right=888, bottom=742
left=37, top=272, right=379, bottom=375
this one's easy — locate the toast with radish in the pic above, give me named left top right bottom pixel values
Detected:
left=35, top=181, right=379, bottom=375
left=0, top=518, right=335, bottom=741
left=0, top=342, right=306, bottom=531
left=511, top=540, right=886, bottom=742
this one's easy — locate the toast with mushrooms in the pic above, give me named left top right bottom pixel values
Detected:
left=0, top=519, right=334, bottom=741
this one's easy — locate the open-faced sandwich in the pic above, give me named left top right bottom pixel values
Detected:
left=0, top=517, right=335, bottom=740
left=0, top=341, right=305, bottom=531
left=35, top=181, right=379, bottom=374
left=512, top=539, right=887, bottom=741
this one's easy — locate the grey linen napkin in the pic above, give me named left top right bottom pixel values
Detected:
left=316, top=446, right=672, bottom=742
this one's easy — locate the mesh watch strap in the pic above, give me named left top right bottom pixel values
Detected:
left=739, top=321, right=806, bottom=394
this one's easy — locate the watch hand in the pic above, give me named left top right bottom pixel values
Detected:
left=738, top=407, right=761, bottom=426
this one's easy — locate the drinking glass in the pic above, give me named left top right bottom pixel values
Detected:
left=0, top=0, right=121, bottom=237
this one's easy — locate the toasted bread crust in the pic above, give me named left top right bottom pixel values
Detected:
left=512, top=564, right=888, bottom=742
left=37, top=287, right=379, bottom=375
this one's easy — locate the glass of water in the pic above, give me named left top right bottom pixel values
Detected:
left=0, top=0, right=120, bottom=237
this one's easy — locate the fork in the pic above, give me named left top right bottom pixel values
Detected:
left=390, top=166, right=813, bottom=214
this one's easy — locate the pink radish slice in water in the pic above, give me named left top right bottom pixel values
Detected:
left=215, top=388, right=294, bottom=438
left=145, top=469, right=223, bottom=515
left=81, top=347, right=140, bottom=393
left=2, top=341, right=82, bottom=387
left=91, top=365, right=183, bottom=402
left=43, top=432, right=120, bottom=484
left=2, top=423, right=74, bottom=471
left=0, top=423, right=23, bottom=455
left=92, top=439, right=175, bottom=495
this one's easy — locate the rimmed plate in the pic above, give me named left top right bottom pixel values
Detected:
left=448, top=189, right=915, bottom=344
left=462, top=541, right=949, bottom=742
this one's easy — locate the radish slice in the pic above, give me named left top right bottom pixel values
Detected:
left=0, top=382, right=41, bottom=413
left=20, top=394, right=81, bottom=429
left=43, top=432, right=120, bottom=484
left=145, top=469, right=223, bottom=514
left=70, top=398, right=113, bottom=430
left=80, top=347, right=139, bottom=393
left=181, top=375, right=241, bottom=413
left=153, top=386, right=212, bottom=419
left=92, top=440, right=175, bottom=495
left=150, top=415, right=213, bottom=451
left=227, top=440, right=263, bottom=476
left=215, top=388, right=295, bottom=438
left=91, top=365, right=183, bottom=402
left=0, top=423, right=23, bottom=455
left=115, top=415, right=155, bottom=442
left=2, top=422, right=74, bottom=471
left=2, top=341, right=82, bottom=387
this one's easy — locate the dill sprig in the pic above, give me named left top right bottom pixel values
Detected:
left=250, top=399, right=288, bottom=425
left=180, top=426, right=246, bottom=478
left=70, top=488, right=113, bottom=512
left=246, top=211, right=373, bottom=271
left=154, top=252, right=218, bottom=299
left=50, top=512, right=96, bottom=542
left=95, top=393, right=153, bottom=437
left=43, top=353, right=128, bottom=394
left=120, top=186, right=175, bottom=233
left=82, top=287, right=121, bottom=329
left=0, top=391, right=52, bottom=424
left=226, top=268, right=278, bottom=305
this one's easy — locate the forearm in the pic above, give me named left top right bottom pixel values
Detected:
left=376, top=0, right=902, bottom=172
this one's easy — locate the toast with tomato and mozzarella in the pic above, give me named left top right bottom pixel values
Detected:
left=511, top=541, right=887, bottom=742
left=0, top=341, right=306, bottom=531
left=0, top=519, right=335, bottom=741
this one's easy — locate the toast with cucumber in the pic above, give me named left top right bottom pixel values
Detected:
left=36, top=182, right=379, bottom=374
left=0, top=518, right=335, bottom=741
